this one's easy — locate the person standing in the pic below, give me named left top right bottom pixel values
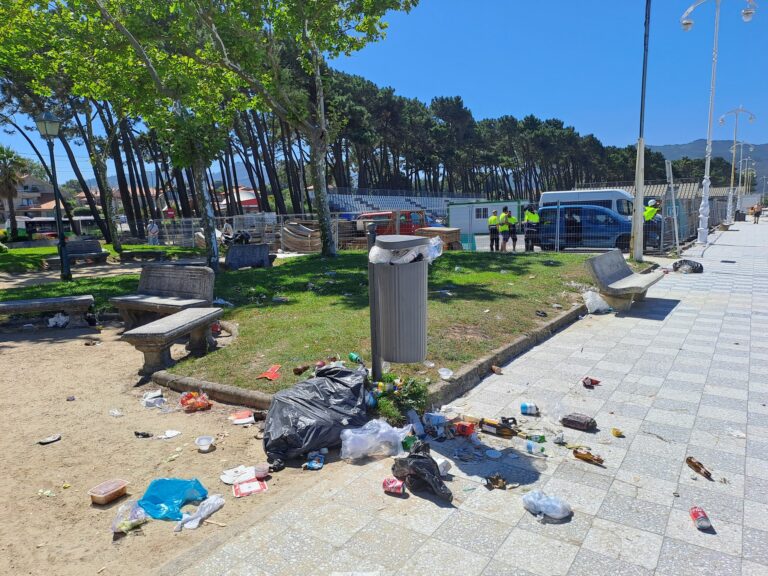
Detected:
left=753, top=204, right=762, bottom=224
left=504, top=206, right=519, bottom=252
left=523, top=205, right=539, bottom=252
left=499, top=206, right=510, bottom=252
left=147, top=219, right=160, bottom=246
left=488, top=209, right=500, bottom=252
left=643, top=199, right=661, bottom=250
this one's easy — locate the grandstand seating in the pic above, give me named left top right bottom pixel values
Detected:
left=328, top=192, right=475, bottom=219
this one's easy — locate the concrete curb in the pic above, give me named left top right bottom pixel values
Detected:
left=151, top=370, right=273, bottom=410
left=428, top=303, right=587, bottom=407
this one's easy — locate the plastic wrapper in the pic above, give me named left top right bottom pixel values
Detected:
left=111, top=500, right=149, bottom=534
left=179, top=391, right=213, bottom=413
left=263, top=365, right=368, bottom=464
left=137, top=478, right=208, bottom=521
left=522, top=490, right=572, bottom=521
left=583, top=291, right=611, bottom=314
left=340, top=419, right=412, bottom=460
left=672, top=259, right=704, bottom=274
left=368, top=237, right=443, bottom=266
left=391, top=440, right=453, bottom=502
left=174, top=494, right=225, bottom=532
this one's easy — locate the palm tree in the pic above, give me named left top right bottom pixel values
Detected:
left=0, top=145, right=26, bottom=241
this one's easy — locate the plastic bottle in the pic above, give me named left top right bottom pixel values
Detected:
left=526, top=440, right=545, bottom=454
left=479, top=418, right=518, bottom=438
left=348, top=352, right=363, bottom=364
left=407, top=410, right=426, bottom=438
left=519, top=433, right=546, bottom=443
left=520, top=402, right=539, bottom=416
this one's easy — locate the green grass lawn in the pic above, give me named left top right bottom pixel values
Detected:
left=0, top=250, right=594, bottom=392
left=175, top=251, right=593, bottom=393
left=0, top=244, right=202, bottom=273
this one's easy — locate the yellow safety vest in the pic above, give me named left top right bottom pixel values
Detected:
left=644, top=206, right=658, bottom=222
left=524, top=211, right=540, bottom=223
left=499, top=213, right=509, bottom=232
left=488, top=215, right=499, bottom=228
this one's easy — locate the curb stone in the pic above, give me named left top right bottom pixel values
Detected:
left=151, top=370, right=273, bottom=410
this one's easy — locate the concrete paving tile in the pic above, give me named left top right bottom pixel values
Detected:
left=375, top=490, right=456, bottom=536
left=685, top=445, right=746, bottom=476
left=664, top=511, right=742, bottom=557
left=459, top=480, right=531, bottom=525
left=638, top=420, right=692, bottom=443
left=747, top=438, right=768, bottom=461
left=743, top=499, right=768, bottom=531
left=742, top=560, right=768, bottom=576
left=597, top=492, right=670, bottom=535
left=567, top=548, right=654, bottom=576
left=652, top=397, right=700, bottom=416
left=539, top=477, right=608, bottom=516
left=663, top=378, right=707, bottom=393
left=598, top=400, right=649, bottom=420
left=705, top=384, right=750, bottom=400
left=611, top=470, right=678, bottom=507
left=553, top=461, right=614, bottom=491
left=748, top=412, right=768, bottom=427
left=516, top=508, right=594, bottom=546
left=397, top=537, right=490, bottom=576
left=645, top=407, right=696, bottom=428
left=655, top=387, right=702, bottom=405
left=746, top=457, right=768, bottom=480
left=607, top=390, right=655, bottom=407
left=689, top=428, right=747, bottom=455
left=709, top=368, right=751, bottom=383
left=678, top=467, right=745, bottom=499
left=656, top=538, right=741, bottom=575
left=745, top=476, right=768, bottom=504
left=749, top=401, right=768, bottom=415
left=494, top=527, right=579, bottom=576
left=667, top=370, right=708, bottom=384
left=291, top=501, right=374, bottom=546
left=591, top=411, right=644, bottom=435
left=481, top=560, right=538, bottom=576
left=672, top=483, right=745, bottom=525
left=240, top=528, right=337, bottom=575
left=580, top=517, right=663, bottom=570
left=619, top=449, right=683, bottom=483
left=433, top=509, right=513, bottom=557
left=698, top=404, right=749, bottom=424
left=342, top=517, right=425, bottom=571
left=628, top=433, right=688, bottom=460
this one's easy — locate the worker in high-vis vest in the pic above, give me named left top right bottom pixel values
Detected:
left=644, top=199, right=660, bottom=221
left=643, top=199, right=662, bottom=250
left=499, top=206, right=518, bottom=253
left=488, top=209, right=500, bottom=252
left=523, top=205, right=540, bottom=252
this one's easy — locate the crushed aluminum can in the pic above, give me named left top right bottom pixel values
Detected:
left=382, top=476, right=405, bottom=495
left=690, top=506, right=712, bottom=530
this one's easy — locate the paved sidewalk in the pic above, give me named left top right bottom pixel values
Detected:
left=175, top=222, right=768, bottom=576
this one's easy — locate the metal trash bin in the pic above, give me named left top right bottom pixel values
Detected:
left=370, top=235, right=429, bottom=364
left=735, top=211, right=746, bottom=222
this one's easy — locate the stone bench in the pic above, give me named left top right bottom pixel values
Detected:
left=585, top=249, right=664, bottom=311
left=0, top=295, right=94, bottom=327
left=109, top=264, right=214, bottom=329
left=224, top=243, right=272, bottom=271
left=119, top=250, right=167, bottom=263
left=46, top=239, right=109, bottom=268
left=121, top=307, right=223, bottom=374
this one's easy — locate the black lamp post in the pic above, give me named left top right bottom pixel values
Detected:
left=35, top=112, right=71, bottom=281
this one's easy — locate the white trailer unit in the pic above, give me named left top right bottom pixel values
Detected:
left=447, top=200, right=524, bottom=247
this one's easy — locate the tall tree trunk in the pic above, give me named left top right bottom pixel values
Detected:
left=191, top=158, right=219, bottom=271
left=173, top=168, right=192, bottom=217
left=58, top=135, right=109, bottom=238
left=239, top=112, right=272, bottom=212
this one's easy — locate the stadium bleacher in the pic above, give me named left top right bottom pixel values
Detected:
left=328, top=192, right=475, bottom=219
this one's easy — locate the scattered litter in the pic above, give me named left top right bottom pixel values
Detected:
left=212, top=298, right=234, bottom=307
left=109, top=409, right=124, bottom=418
left=463, top=486, right=477, bottom=492
left=88, top=479, right=129, bottom=505
left=340, top=419, right=412, bottom=460
left=438, top=367, right=454, bottom=380
left=111, top=500, right=148, bottom=534
left=551, top=303, right=563, bottom=309
left=293, top=365, right=310, bottom=375
left=271, top=296, right=289, bottom=304
left=528, top=275, right=536, bottom=280
left=392, top=441, right=453, bottom=502
left=66, top=396, right=75, bottom=402
left=483, top=309, right=490, bottom=313
left=690, top=506, right=712, bottom=530
left=719, top=477, right=729, bottom=485
left=686, top=456, right=712, bottom=480
left=138, top=478, right=208, bottom=520
left=382, top=476, right=406, bottom=495
left=521, top=402, right=539, bottom=416
left=141, top=390, right=166, bottom=409
left=526, top=441, right=545, bottom=454
left=256, top=364, right=282, bottom=381
left=522, top=490, right=572, bottom=521
left=434, top=456, right=452, bottom=476
left=485, top=473, right=508, bottom=490
left=454, top=421, right=476, bottom=436
left=134, top=431, right=153, bottom=439
left=38, top=489, right=55, bottom=497
left=491, top=365, right=504, bottom=375
left=167, top=453, right=180, bottom=462
left=174, top=494, right=225, bottom=532
left=38, top=434, right=61, bottom=445
left=726, top=428, right=746, bottom=439
left=303, top=452, right=325, bottom=471
left=195, top=436, right=215, bottom=453
left=233, top=478, right=268, bottom=497
left=573, top=448, right=604, bottom=465
left=581, top=376, right=601, bottom=388
left=62, top=483, right=71, bottom=489
left=158, top=430, right=182, bottom=440
left=423, top=360, right=435, bottom=369
left=84, top=340, right=100, bottom=346
left=535, top=310, right=548, bottom=318
left=553, top=432, right=566, bottom=445
left=220, top=464, right=269, bottom=485
left=611, top=428, right=624, bottom=438
left=47, top=313, right=69, bottom=328
left=179, top=391, right=213, bottom=412
left=583, top=291, right=612, bottom=314
left=673, top=259, right=704, bottom=274
left=561, top=413, right=597, bottom=431
left=229, top=410, right=255, bottom=426
left=673, top=492, right=680, bottom=497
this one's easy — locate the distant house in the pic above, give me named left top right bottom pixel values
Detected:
left=15, top=175, right=54, bottom=210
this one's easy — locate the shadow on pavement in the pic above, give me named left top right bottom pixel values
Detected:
left=616, top=297, right=680, bottom=321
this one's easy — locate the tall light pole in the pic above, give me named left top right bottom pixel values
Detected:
left=681, top=0, right=756, bottom=244
left=632, top=0, right=652, bottom=261
left=35, top=112, right=72, bottom=281
left=719, top=106, right=756, bottom=223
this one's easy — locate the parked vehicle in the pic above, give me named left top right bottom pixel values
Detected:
left=355, top=210, right=428, bottom=235
left=539, top=189, right=633, bottom=218
left=538, top=205, right=644, bottom=252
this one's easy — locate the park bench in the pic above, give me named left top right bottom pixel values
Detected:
left=46, top=239, right=109, bottom=268
left=121, top=307, right=223, bottom=374
left=109, top=264, right=214, bottom=329
left=119, top=250, right=167, bottom=263
left=224, top=243, right=272, bottom=270
left=0, top=295, right=94, bottom=327
left=585, top=249, right=664, bottom=311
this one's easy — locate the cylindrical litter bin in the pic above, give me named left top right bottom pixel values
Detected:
left=371, top=235, right=429, bottom=364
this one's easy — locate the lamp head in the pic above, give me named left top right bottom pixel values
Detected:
left=719, top=116, right=726, bottom=125
left=35, top=111, right=61, bottom=140
left=742, top=7, right=756, bottom=22
left=681, top=18, right=694, bottom=31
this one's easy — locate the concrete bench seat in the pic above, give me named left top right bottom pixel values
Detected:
left=46, top=239, right=109, bottom=268
left=585, top=249, right=664, bottom=311
left=109, top=264, right=214, bottom=329
left=121, top=307, right=223, bottom=374
left=224, top=243, right=272, bottom=271
left=0, top=295, right=94, bottom=327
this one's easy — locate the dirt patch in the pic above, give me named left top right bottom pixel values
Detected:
left=444, top=325, right=488, bottom=342
left=0, top=325, right=315, bottom=576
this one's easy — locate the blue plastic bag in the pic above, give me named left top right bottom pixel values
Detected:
left=138, top=478, right=208, bottom=521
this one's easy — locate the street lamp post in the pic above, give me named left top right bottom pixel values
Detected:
left=681, top=0, right=756, bottom=244
left=719, top=107, right=756, bottom=223
left=35, top=112, right=71, bottom=281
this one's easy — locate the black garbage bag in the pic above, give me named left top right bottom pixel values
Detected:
left=672, top=259, right=704, bottom=274
left=263, top=365, right=368, bottom=467
left=391, top=441, right=453, bottom=503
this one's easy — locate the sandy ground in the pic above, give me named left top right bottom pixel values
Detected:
left=0, top=324, right=314, bottom=576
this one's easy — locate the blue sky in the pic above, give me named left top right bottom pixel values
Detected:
left=1, top=0, right=766, bottom=181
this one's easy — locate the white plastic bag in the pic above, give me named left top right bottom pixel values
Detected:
left=522, top=490, right=572, bottom=521
left=368, top=246, right=392, bottom=264
left=425, top=237, right=443, bottom=263
left=340, top=419, right=412, bottom=460
left=174, top=494, right=225, bottom=532
left=111, top=500, right=149, bottom=534
left=583, top=291, right=611, bottom=314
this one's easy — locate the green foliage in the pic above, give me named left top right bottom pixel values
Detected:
left=375, top=395, right=404, bottom=426
left=0, top=241, right=7, bottom=253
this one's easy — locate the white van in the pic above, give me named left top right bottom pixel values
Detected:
left=538, top=189, right=633, bottom=219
